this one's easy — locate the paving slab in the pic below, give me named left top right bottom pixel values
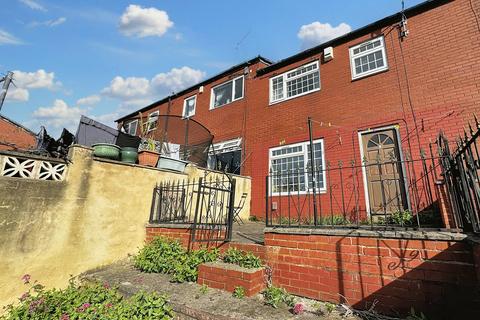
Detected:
left=81, top=259, right=359, bottom=320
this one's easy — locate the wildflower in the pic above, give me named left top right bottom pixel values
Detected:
left=60, top=314, right=70, bottom=320
left=19, top=292, right=30, bottom=301
left=105, top=303, right=113, bottom=308
left=103, top=282, right=110, bottom=289
left=77, top=303, right=91, bottom=313
left=293, top=303, right=304, bottom=315
left=21, top=274, right=31, bottom=284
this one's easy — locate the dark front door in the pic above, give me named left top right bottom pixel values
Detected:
left=361, top=128, right=408, bottom=215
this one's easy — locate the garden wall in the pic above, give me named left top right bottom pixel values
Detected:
left=0, top=146, right=251, bottom=308
left=147, top=225, right=480, bottom=318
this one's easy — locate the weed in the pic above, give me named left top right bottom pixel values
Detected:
left=233, top=286, right=245, bottom=299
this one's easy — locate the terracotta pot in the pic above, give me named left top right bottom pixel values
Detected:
left=138, top=150, right=159, bottom=167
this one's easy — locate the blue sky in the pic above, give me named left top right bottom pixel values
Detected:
left=0, top=0, right=424, bottom=136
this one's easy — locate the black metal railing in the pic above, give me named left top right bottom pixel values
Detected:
left=437, top=119, right=480, bottom=234
left=265, top=154, right=443, bottom=229
left=149, top=175, right=236, bottom=242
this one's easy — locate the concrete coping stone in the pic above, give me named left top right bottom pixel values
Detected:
left=92, top=157, right=189, bottom=175
left=146, top=223, right=193, bottom=229
left=0, top=150, right=67, bottom=163
left=264, top=227, right=468, bottom=241
left=202, top=261, right=264, bottom=273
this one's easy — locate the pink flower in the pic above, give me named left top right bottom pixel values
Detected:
left=293, top=303, right=304, bottom=315
left=103, top=282, right=110, bottom=289
left=21, top=274, right=31, bottom=284
left=19, top=292, right=30, bottom=301
left=60, top=314, right=70, bottom=320
left=105, top=303, right=113, bottom=308
left=76, top=303, right=91, bottom=313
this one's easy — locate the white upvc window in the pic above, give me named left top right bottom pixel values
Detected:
left=269, top=139, right=326, bottom=194
left=349, top=36, right=388, bottom=80
left=183, top=95, right=196, bottom=118
left=210, top=75, right=244, bottom=109
left=269, top=61, right=320, bottom=104
left=144, top=111, right=159, bottom=132
left=124, top=119, right=138, bottom=135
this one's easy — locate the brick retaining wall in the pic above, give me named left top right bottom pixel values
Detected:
left=146, top=224, right=480, bottom=318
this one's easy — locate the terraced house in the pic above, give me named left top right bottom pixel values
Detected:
left=117, top=0, right=480, bottom=229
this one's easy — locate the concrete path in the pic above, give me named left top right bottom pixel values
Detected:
left=82, top=259, right=359, bottom=320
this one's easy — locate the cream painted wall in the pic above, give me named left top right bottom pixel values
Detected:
left=0, top=146, right=251, bottom=308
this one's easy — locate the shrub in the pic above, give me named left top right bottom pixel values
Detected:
left=134, top=237, right=219, bottom=283
left=222, top=248, right=262, bottom=269
left=262, top=286, right=295, bottom=309
left=1, top=277, right=174, bottom=320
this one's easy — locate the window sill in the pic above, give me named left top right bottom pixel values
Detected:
left=209, top=97, right=244, bottom=111
left=351, top=67, right=389, bottom=81
left=269, top=87, right=321, bottom=106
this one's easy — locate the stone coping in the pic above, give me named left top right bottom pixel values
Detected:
left=264, top=227, right=468, bottom=241
left=92, top=156, right=189, bottom=175
left=0, top=150, right=67, bottom=163
left=146, top=223, right=228, bottom=230
left=202, top=261, right=264, bottom=273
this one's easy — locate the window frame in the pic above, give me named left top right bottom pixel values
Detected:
left=269, top=60, right=321, bottom=105
left=349, top=36, right=388, bottom=80
left=124, top=119, right=138, bottom=136
left=144, top=111, right=159, bottom=132
left=268, top=139, right=327, bottom=195
left=209, top=75, right=245, bottom=110
left=182, top=95, right=197, bottom=118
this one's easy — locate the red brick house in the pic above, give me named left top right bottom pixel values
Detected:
left=117, top=0, right=480, bottom=223
left=0, top=115, right=36, bottom=151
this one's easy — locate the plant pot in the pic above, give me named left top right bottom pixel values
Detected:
left=157, top=156, right=188, bottom=172
left=138, top=150, right=159, bottom=167
left=121, top=147, right=138, bottom=164
left=92, top=143, right=121, bottom=160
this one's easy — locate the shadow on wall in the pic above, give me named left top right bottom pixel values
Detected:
left=266, top=231, right=480, bottom=319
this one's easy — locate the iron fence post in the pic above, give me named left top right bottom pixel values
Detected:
left=308, top=117, right=318, bottom=225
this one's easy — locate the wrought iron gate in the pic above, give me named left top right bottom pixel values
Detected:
left=437, top=124, right=480, bottom=233
left=149, top=175, right=236, bottom=242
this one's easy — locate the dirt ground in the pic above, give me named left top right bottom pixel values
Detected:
left=82, top=258, right=361, bottom=320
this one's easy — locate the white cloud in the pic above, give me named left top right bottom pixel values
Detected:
left=5, top=69, right=60, bottom=102
left=0, top=29, right=22, bottom=45
left=76, top=95, right=101, bottom=106
left=298, top=22, right=352, bottom=49
left=101, top=76, right=151, bottom=100
left=29, top=17, right=67, bottom=28
left=151, top=67, right=205, bottom=97
left=101, top=66, right=205, bottom=104
left=32, top=99, right=85, bottom=131
left=119, top=4, right=173, bottom=38
left=6, top=87, right=29, bottom=102
left=18, top=0, right=46, bottom=12
left=13, top=69, right=59, bottom=90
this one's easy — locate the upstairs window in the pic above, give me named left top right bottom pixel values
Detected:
left=349, top=36, right=388, bottom=80
left=183, top=95, right=196, bottom=118
left=269, top=61, right=320, bottom=104
left=124, top=120, right=138, bottom=135
left=144, top=111, right=159, bottom=132
left=210, top=76, right=244, bottom=109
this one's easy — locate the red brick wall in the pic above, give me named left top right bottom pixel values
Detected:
left=0, top=118, right=36, bottom=151
left=123, top=0, right=480, bottom=220
left=145, top=225, right=480, bottom=317
left=265, top=232, right=480, bottom=318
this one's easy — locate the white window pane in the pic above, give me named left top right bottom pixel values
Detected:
left=234, top=77, right=243, bottom=100
left=213, top=81, right=233, bottom=107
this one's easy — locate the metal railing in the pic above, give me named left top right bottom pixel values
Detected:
left=265, top=154, right=443, bottom=230
left=149, top=175, right=236, bottom=242
left=437, top=118, right=480, bottom=233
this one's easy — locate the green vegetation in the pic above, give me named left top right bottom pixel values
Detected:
left=262, top=286, right=295, bottom=309
left=232, top=286, right=245, bottom=299
left=1, top=277, right=174, bottom=320
left=133, top=237, right=219, bottom=283
left=325, top=302, right=336, bottom=313
left=222, top=248, right=262, bottom=269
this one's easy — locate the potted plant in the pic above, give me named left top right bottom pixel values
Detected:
left=137, top=112, right=160, bottom=167
left=92, top=143, right=121, bottom=160
left=138, top=138, right=160, bottom=167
